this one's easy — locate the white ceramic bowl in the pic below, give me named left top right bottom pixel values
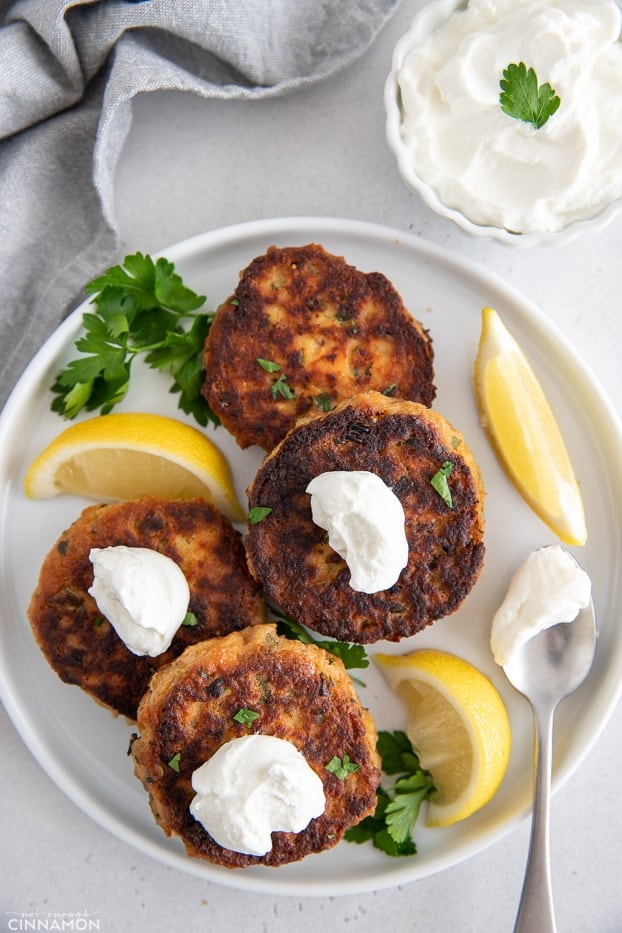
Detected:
left=385, top=0, right=622, bottom=247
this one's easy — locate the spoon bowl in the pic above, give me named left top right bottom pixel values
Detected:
left=502, top=594, right=597, bottom=933
left=503, top=600, right=597, bottom=706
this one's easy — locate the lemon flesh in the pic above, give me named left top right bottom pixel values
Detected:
left=474, top=307, right=586, bottom=546
left=24, top=412, right=245, bottom=523
left=375, top=649, right=511, bottom=827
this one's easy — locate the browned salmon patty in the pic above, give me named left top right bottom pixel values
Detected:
left=202, top=243, right=435, bottom=450
left=28, top=496, right=266, bottom=720
left=131, top=623, right=380, bottom=868
left=245, top=391, right=485, bottom=644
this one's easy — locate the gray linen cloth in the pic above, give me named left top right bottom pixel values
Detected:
left=0, top=0, right=399, bottom=409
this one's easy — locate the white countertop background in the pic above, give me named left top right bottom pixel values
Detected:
left=2, top=2, right=621, bottom=930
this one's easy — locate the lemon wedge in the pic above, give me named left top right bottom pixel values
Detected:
left=24, top=412, right=245, bottom=523
left=375, top=649, right=511, bottom=827
left=474, top=306, right=586, bottom=546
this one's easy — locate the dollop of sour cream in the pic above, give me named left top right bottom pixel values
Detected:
left=398, top=0, right=622, bottom=232
left=88, top=546, right=190, bottom=657
left=189, top=734, right=326, bottom=856
left=490, top=544, right=592, bottom=667
left=306, top=470, right=409, bottom=593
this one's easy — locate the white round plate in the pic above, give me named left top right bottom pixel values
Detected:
left=1, top=218, right=621, bottom=897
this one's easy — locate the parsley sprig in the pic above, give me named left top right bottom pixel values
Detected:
left=50, top=252, right=219, bottom=427
left=268, top=604, right=369, bottom=672
left=500, top=62, right=561, bottom=130
left=345, top=731, right=435, bottom=857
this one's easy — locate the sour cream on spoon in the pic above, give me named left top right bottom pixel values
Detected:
left=490, top=544, right=592, bottom=667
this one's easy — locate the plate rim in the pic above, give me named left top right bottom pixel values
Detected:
left=1, top=215, right=622, bottom=897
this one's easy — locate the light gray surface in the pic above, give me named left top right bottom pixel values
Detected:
left=2, top=1, right=622, bottom=930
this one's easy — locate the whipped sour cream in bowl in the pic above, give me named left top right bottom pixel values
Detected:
left=385, top=0, right=622, bottom=245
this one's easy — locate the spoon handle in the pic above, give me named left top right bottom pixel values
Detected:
left=513, top=701, right=557, bottom=933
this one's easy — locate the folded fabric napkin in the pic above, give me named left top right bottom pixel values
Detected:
left=0, top=0, right=399, bottom=409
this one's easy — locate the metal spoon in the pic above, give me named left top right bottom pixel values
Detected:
left=503, top=597, right=597, bottom=933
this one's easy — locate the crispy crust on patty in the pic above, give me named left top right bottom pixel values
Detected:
left=202, top=243, right=435, bottom=450
left=245, top=391, right=485, bottom=643
left=28, top=496, right=266, bottom=720
left=131, top=624, right=380, bottom=868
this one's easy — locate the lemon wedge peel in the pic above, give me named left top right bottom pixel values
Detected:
left=23, top=412, right=245, bottom=523
left=375, top=649, right=511, bottom=828
left=474, top=306, right=586, bottom=547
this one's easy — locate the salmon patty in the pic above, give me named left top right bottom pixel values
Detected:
left=28, top=496, right=266, bottom=719
left=131, top=623, right=380, bottom=868
left=202, top=243, right=435, bottom=450
left=246, top=391, right=485, bottom=644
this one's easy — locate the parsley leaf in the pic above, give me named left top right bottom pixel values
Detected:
left=270, top=372, right=295, bottom=400
left=181, top=611, right=198, bottom=628
left=344, top=731, right=435, bottom=857
left=50, top=252, right=219, bottom=427
left=255, top=357, right=296, bottom=400
left=256, top=358, right=281, bottom=373
left=384, top=772, right=435, bottom=843
left=147, top=314, right=213, bottom=426
left=313, top=392, right=335, bottom=412
left=377, top=730, right=421, bottom=775
left=326, top=754, right=360, bottom=780
left=248, top=506, right=273, bottom=524
left=167, top=752, right=182, bottom=773
left=322, top=640, right=369, bottom=672
left=233, top=708, right=260, bottom=727
left=500, top=62, right=561, bottom=130
left=430, top=460, right=454, bottom=508
left=345, top=788, right=417, bottom=857
left=269, top=604, right=369, bottom=671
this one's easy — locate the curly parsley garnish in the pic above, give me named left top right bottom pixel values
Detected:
left=51, top=252, right=219, bottom=427
left=500, top=62, right=561, bottom=130
left=344, top=731, right=435, bottom=856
